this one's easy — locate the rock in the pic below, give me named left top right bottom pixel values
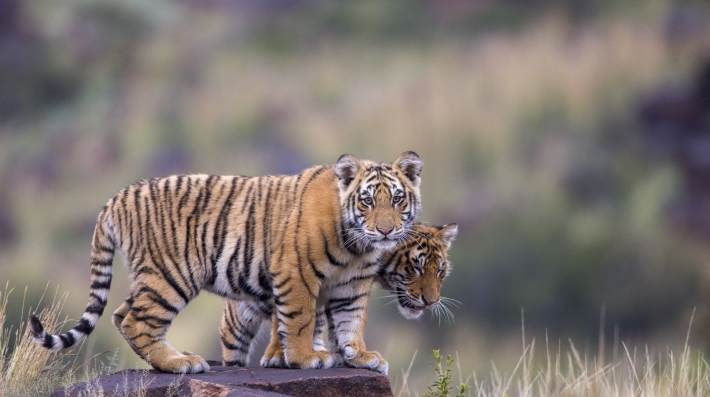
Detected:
left=51, top=362, right=393, bottom=397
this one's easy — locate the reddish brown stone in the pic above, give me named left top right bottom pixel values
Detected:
left=50, top=364, right=393, bottom=397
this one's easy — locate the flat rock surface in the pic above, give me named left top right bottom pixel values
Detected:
left=51, top=361, right=393, bottom=397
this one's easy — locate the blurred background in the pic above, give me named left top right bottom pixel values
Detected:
left=1, top=0, right=710, bottom=391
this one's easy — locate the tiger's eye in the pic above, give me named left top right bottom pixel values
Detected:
left=363, top=197, right=373, bottom=205
left=392, top=196, right=403, bottom=204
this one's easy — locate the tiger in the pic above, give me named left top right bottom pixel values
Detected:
left=29, top=151, right=423, bottom=374
left=219, top=222, right=458, bottom=372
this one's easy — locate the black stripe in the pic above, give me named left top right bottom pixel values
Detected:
left=138, top=286, right=180, bottom=313
left=226, top=304, right=256, bottom=339
left=262, top=178, right=277, bottom=269
left=274, top=174, right=301, bottom=267
left=291, top=167, right=329, bottom=239
left=234, top=311, right=257, bottom=340
left=258, top=266, right=272, bottom=292
left=126, top=188, right=140, bottom=261
left=73, top=318, right=93, bottom=334
left=243, top=200, right=256, bottom=279
left=196, top=176, right=217, bottom=270
left=274, top=287, right=293, bottom=304
left=177, top=176, right=193, bottom=225
left=333, top=274, right=375, bottom=288
left=329, top=305, right=365, bottom=314
left=297, top=256, right=317, bottom=299
left=168, top=176, right=182, bottom=271
left=328, top=293, right=367, bottom=304
left=220, top=336, right=249, bottom=353
left=42, top=333, right=54, bottom=348
left=89, top=292, right=108, bottom=305
left=307, top=241, right=325, bottom=280
left=323, top=230, right=347, bottom=267
left=364, top=173, right=379, bottom=183
left=132, top=313, right=172, bottom=327
left=200, top=219, right=210, bottom=276
left=226, top=236, right=242, bottom=294
left=133, top=338, right=161, bottom=351
left=278, top=308, right=303, bottom=319
left=297, top=317, right=312, bottom=336
left=85, top=304, right=105, bottom=315
left=95, top=243, right=114, bottom=253
left=210, top=177, right=239, bottom=284
left=363, top=260, right=379, bottom=268
left=381, top=173, right=397, bottom=183
left=187, top=178, right=205, bottom=268
left=237, top=272, right=270, bottom=301
left=59, top=332, right=75, bottom=348
left=90, top=280, right=112, bottom=290
left=256, top=302, right=273, bottom=317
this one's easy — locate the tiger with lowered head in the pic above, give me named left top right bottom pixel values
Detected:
left=29, top=152, right=423, bottom=374
left=220, top=222, right=459, bottom=372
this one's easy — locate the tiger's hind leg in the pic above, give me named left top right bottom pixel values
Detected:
left=112, top=299, right=145, bottom=360
left=220, top=300, right=270, bottom=367
left=261, top=312, right=286, bottom=368
left=262, top=306, right=340, bottom=367
left=118, top=278, right=208, bottom=374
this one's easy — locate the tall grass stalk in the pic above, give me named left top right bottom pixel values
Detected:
left=0, top=282, right=115, bottom=397
left=397, top=332, right=710, bottom=397
left=0, top=282, right=70, bottom=396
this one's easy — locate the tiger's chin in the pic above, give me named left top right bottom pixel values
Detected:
left=371, top=238, right=399, bottom=251
left=397, top=305, right=426, bottom=320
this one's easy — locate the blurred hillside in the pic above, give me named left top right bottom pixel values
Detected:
left=1, top=0, right=710, bottom=391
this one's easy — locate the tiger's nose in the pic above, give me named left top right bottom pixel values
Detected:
left=376, top=225, right=393, bottom=235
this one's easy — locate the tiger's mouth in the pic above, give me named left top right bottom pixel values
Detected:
left=396, top=287, right=427, bottom=319
left=367, top=231, right=403, bottom=250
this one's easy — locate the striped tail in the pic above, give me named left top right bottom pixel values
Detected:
left=29, top=209, right=115, bottom=351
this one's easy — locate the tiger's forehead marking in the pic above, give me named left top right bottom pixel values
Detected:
left=411, top=234, right=446, bottom=264
left=361, top=166, right=403, bottom=195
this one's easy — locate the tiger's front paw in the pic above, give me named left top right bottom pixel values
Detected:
left=260, top=345, right=287, bottom=368
left=344, top=350, right=388, bottom=375
left=285, top=350, right=337, bottom=369
left=149, top=350, right=210, bottom=374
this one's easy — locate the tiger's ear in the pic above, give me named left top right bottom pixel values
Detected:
left=335, top=154, right=361, bottom=188
left=437, top=223, right=458, bottom=248
left=394, top=151, right=423, bottom=186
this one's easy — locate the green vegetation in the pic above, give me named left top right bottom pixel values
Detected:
left=423, top=350, right=470, bottom=397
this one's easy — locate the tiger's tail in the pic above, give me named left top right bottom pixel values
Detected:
left=29, top=207, right=115, bottom=351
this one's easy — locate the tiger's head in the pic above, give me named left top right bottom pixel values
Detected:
left=334, top=151, right=423, bottom=252
left=377, top=223, right=458, bottom=320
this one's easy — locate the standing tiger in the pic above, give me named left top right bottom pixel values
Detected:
left=29, top=152, right=423, bottom=374
left=220, top=222, right=458, bottom=372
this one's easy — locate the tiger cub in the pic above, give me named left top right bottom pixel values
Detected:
left=220, top=223, right=458, bottom=373
left=29, top=152, right=423, bottom=373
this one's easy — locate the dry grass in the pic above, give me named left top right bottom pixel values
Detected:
left=395, top=322, right=710, bottom=397
left=0, top=283, right=68, bottom=396
left=0, top=283, right=118, bottom=397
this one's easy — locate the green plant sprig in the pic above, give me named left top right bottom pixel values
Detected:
left=423, top=350, right=470, bottom=397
